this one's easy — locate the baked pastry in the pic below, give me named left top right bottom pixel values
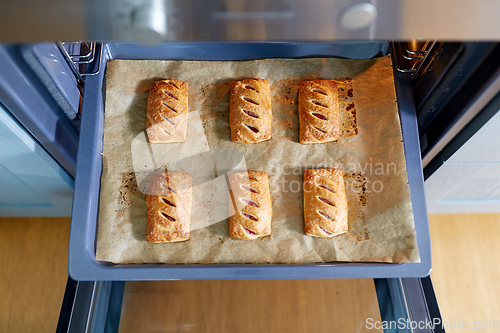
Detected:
left=146, top=79, right=189, bottom=143
left=299, top=80, right=340, bottom=144
left=303, top=169, right=348, bottom=237
left=229, top=171, right=272, bottom=240
left=230, top=79, right=272, bottom=143
left=146, top=171, right=192, bottom=243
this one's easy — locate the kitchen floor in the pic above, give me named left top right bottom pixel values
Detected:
left=0, top=214, right=499, bottom=332
left=0, top=217, right=71, bottom=333
left=428, top=213, right=500, bottom=332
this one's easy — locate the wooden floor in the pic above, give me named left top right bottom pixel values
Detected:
left=1, top=214, right=499, bottom=332
left=0, top=217, right=71, bottom=333
left=119, top=279, right=382, bottom=333
left=429, top=213, right=500, bottom=332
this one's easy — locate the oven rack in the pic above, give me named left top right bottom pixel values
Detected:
left=57, top=41, right=103, bottom=86
left=393, top=41, right=437, bottom=80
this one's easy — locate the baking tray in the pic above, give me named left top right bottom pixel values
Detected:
left=69, top=42, right=431, bottom=281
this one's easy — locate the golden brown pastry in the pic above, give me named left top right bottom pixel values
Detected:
left=229, top=171, right=272, bottom=240
left=299, top=80, right=340, bottom=144
left=230, top=79, right=272, bottom=143
left=146, top=171, right=192, bottom=243
left=303, top=169, right=348, bottom=237
left=146, top=79, right=189, bottom=143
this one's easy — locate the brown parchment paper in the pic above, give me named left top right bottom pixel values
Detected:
left=96, top=56, right=420, bottom=264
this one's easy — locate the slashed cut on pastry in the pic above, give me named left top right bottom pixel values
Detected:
left=303, top=169, right=348, bottom=237
left=230, top=79, right=272, bottom=143
left=146, top=79, right=189, bottom=143
left=146, top=171, right=192, bottom=243
left=229, top=171, right=272, bottom=240
left=299, top=79, right=340, bottom=144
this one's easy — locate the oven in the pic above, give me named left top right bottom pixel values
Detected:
left=2, top=1, right=500, bottom=332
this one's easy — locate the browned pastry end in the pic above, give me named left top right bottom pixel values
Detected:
left=229, top=171, right=272, bottom=240
left=146, top=171, right=192, bottom=243
left=230, top=79, right=272, bottom=143
left=299, top=80, right=340, bottom=144
left=146, top=79, right=189, bottom=143
left=303, top=169, right=348, bottom=237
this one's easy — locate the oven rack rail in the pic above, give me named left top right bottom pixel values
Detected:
left=393, top=41, right=437, bottom=80
left=57, top=41, right=103, bottom=86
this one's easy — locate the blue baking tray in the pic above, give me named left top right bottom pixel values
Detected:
left=69, top=42, right=431, bottom=281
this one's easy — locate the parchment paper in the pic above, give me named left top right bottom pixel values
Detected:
left=96, top=56, right=420, bottom=264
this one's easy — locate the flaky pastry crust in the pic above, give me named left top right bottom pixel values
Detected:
left=299, top=80, right=339, bottom=144
left=229, top=171, right=272, bottom=240
left=230, top=79, right=272, bottom=143
left=146, top=171, right=192, bottom=243
left=146, top=79, right=189, bottom=143
left=303, top=169, right=348, bottom=237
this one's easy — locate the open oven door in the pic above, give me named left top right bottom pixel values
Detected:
left=57, top=277, right=445, bottom=333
